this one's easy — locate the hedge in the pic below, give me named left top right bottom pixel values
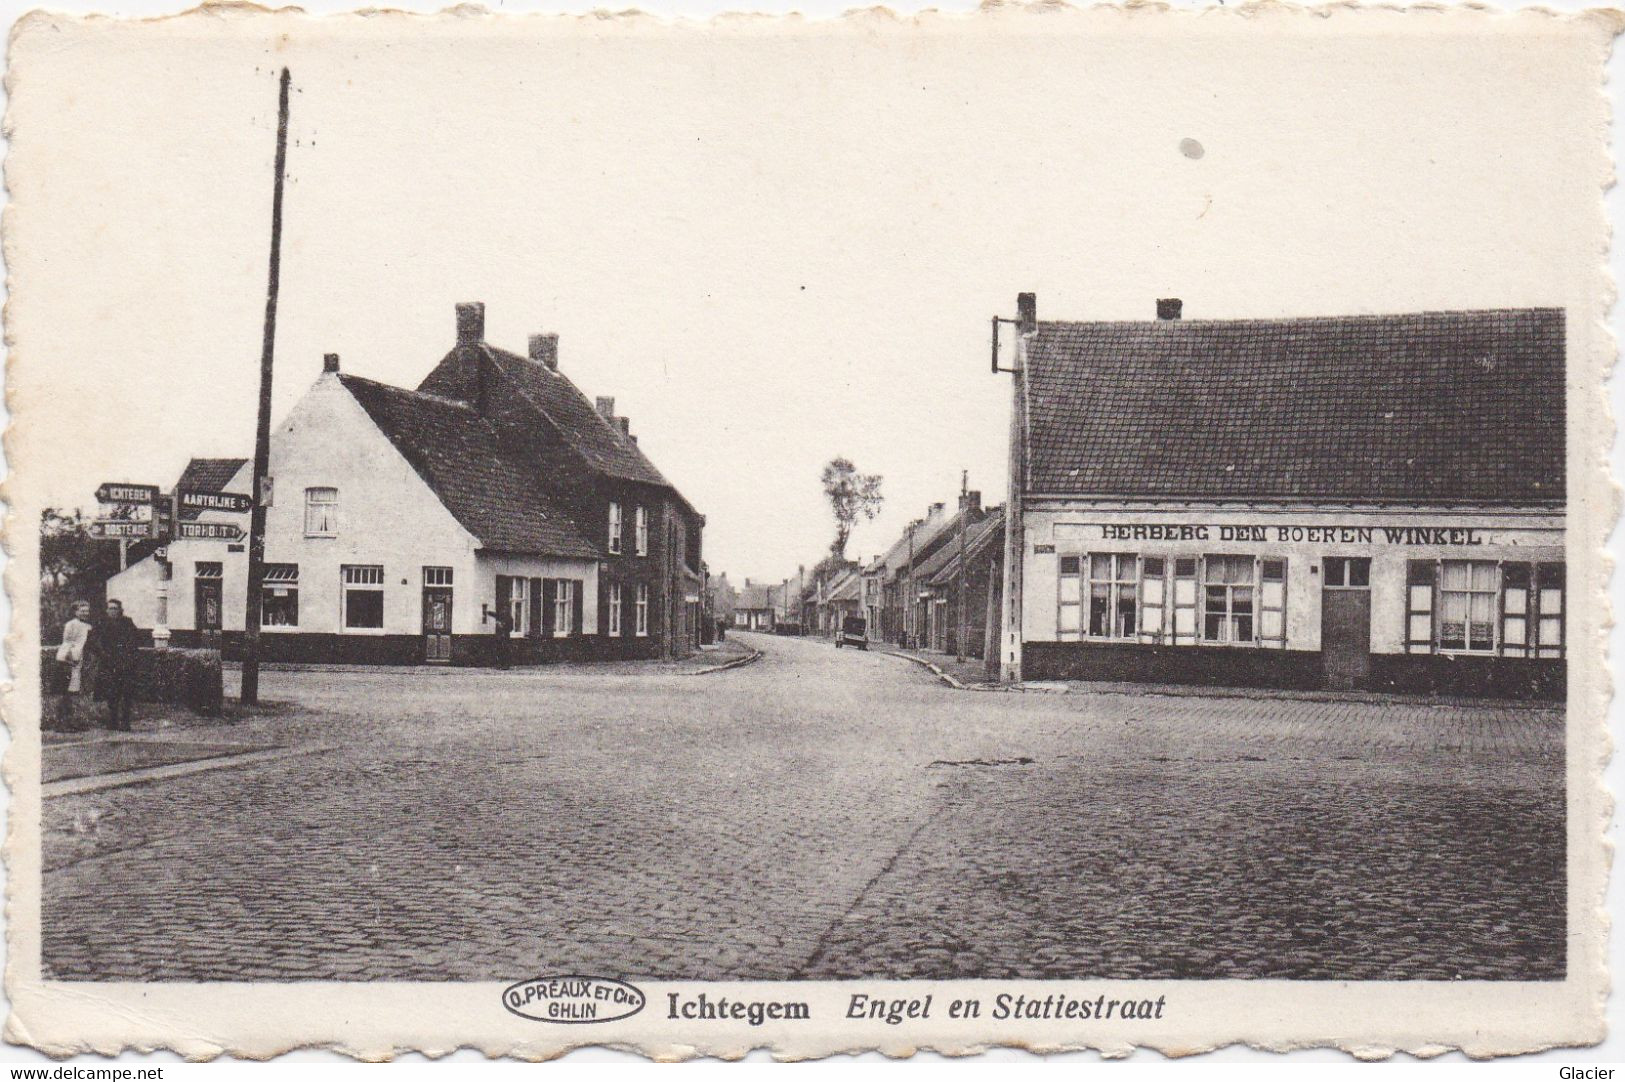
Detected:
left=40, top=645, right=223, bottom=717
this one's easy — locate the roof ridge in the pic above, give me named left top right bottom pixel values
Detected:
left=1036, top=306, right=1563, bottom=330
left=339, top=372, right=478, bottom=412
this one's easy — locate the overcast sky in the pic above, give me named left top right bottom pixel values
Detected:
left=9, top=8, right=1604, bottom=583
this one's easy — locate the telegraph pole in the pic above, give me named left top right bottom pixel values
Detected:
left=241, top=67, right=291, bottom=707
left=956, top=469, right=969, bottom=663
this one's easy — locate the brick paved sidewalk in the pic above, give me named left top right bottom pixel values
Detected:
left=880, top=643, right=1562, bottom=712
left=220, top=638, right=755, bottom=679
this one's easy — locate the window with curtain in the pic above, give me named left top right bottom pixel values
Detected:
left=1202, top=555, right=1255, bottom=643
left=1087, top=554, right=1138, bottom=638
left=1439, top=560, right=1498, bottom=653
left=304, top=487, right=338, bottom=537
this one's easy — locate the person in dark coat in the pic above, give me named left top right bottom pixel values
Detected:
left=90, top=599, right=143, bottom=731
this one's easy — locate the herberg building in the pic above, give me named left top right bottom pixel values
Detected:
left=998, top=295, right=1565, bottom=700
left=109, top=302, right=705, bottom=665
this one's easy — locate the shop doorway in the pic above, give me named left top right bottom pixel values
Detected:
left=1321, top=557, right=1372, bottom=690
left=194, top=562, right=223, bottom=650
left=422, top=567, right=454, bottom=664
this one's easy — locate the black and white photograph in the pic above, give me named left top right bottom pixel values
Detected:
left=3, top=2, right=1616, bottom=1062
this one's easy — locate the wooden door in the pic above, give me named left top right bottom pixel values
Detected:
left=195, top=578, right=222, bottom=649
left=1321, top=588, right=1371, bottom=690
left=423, top=587, right=453, bottom=663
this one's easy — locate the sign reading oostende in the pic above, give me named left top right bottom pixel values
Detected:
left=503, top=976, right=645, bottom=1024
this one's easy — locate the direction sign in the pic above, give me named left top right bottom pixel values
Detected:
left=95, top=482, right=159, bottom=504
left=177, top=522, right=245, bottom=542
left=91, top=521, right=154, bottom=539
left=179, top=490, right=254, bottom=514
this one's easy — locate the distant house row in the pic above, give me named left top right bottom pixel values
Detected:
left=108, top=303, right=706, bottom=665
left=728, top=294, right=1566, bottom=702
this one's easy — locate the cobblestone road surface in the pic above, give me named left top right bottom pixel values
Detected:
left=42, top=633, right=1563, bottom=981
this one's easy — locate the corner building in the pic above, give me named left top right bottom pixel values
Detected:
left=1004, top=301, right=1565, bottom=700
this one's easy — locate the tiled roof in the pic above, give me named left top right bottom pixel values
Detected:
left=339, top=375, right=599, bottom=559
left=826, top=571, right=862, bottom=602
left=1024, top=308, right=1564, bottom=504
left=177, top=458, right=248, bottom=494
left=735, top=583, right=775, bottom=611
left=927, top=508, right=1004, bottom=586
left=173, top=458, right=249, bottom=521
left=418, top=344, right=672, bottom=490
left=867, top=508, right=960, bottom=577
left=911, top=508, right=986, bottom=582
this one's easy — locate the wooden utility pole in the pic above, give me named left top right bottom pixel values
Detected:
left=955, top=469, right=969, bottom=663
left=904, top=520, right=916, bottom=649
left=241, top=67, right=291, bottom=707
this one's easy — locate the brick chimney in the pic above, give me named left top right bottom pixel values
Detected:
left=929, top=501, right=945, bottom=517
left=617, top=417, right=631, bottom=436
left=962, top=489, right=981, bottom=513
left=1017, top=292, right=1037, bottom=333
left=1157, top=298, right=1183, bottom=321
left=323, top=352, right=340, bottom=373
left=595, top=396, right=615, bottom=421
left=529, top=333, right=559, bottom=370
left=456, top=302, right=485, bottom=344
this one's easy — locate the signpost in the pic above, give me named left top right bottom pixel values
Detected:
left=179, top=490, right=254, bottom=514
left=90, top=520, right=153, bottom=539
left=178, top=522, right=246, bottom=542
left=95, top=483, right=159, bottom=505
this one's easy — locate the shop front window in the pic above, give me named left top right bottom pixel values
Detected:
left=1088, top=554, right=1138, bottom=638
left=1439, top=560, right=1498, bottom=653
left=1410, top=559, right=1561, bottom=658
left=1202, top=555, right=1255, bottom=643
left=341, top=564, right=384, bottom=630
left=262, top=563, right=299, bottom=628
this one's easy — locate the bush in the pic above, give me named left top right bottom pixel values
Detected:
left=38, top=645, right=223, bottom=717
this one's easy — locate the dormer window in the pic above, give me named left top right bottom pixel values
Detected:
left=608, top=501, right=623, bottom=554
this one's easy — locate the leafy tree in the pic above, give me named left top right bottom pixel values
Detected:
left=820, top=457, right=883, bottom=560
left=40, top=508, right=119, bottom=641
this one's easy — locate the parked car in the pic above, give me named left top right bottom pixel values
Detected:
left=836, top=615, right=868, bottom=650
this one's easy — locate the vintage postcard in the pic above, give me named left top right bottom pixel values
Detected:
left=1, top=1, right=1617, bottom=1061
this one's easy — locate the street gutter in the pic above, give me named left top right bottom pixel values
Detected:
left=686, top=641, right=762, bottom=676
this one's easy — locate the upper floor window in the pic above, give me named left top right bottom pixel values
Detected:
left=635, top=506, right=649, bottom=556
left=608, top=502, right=623, bottom=555
left=305, top=487, right=338, bottom=537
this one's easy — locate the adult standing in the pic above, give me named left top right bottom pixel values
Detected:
left=53, top=600, right=93, bottom=727
left=91, top=599, right=143, bottom=731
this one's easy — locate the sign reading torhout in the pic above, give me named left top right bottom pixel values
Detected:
left=503, top=976, right=645, bottom=1024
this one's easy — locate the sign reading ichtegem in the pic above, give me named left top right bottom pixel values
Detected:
left=95, top=482, right=159, bottom=504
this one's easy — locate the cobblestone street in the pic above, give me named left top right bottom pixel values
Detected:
left=42, top=632, right=1564, bottom=982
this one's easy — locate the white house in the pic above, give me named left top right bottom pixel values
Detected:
left=997, top=297, right=1566, bottom=700
left=109, top=351, right=602, bottom=665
